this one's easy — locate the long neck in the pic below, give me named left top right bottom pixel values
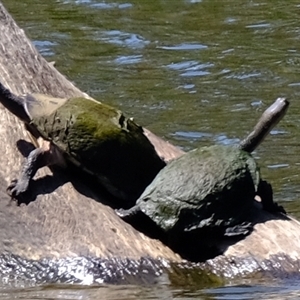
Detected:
left=239, top=97, right=289, bottom=153
left=0, top=82, right=30, bottom=123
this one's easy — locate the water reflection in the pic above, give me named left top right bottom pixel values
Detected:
left=32, top=40, right=57, bottom=56
left=166, top=61, right=213, bottom=77
left=97, top=30, right=150, bottom=49
left=158, top=43, right=208, bottom=51
left=114, top=55, right=143, bottom=65
left=1, top=281, right=300, bottom=300
left=63, top=0, right=133, bottom=9
left=0, top=284, right=175, bottom=300
left=246, top=23, right=271, bottom=29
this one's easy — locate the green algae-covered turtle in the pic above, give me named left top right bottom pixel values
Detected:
left=0, top=82, right=165, bottom=204
left=116, top=98, right=289, bottom=261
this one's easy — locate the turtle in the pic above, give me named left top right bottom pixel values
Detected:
left=116, top=97, right=289, bottom=261
left=0, top=82, right=166, bottom=205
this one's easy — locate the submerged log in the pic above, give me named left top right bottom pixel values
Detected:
left=1, top=0, right=300, bottom=285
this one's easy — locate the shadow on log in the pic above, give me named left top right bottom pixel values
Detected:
left=1, top=0, right=300, bottom=286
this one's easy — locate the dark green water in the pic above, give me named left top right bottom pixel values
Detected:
left=2, top=0, right=300, bottom=298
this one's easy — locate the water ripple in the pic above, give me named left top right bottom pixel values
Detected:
left=186, top=0, right=203, bottom=3
left=214, top=135, right=240, bottom=146
left=246, top=22, right=271, bottom=29
left=171, top=132, right=240, bottom=148
left=90, top=2, right=132, bottom=9
left=63, top=0, right=133, bottom=9
left=226, top=72, right=261, bottom=80
left=173, top=131, right=213, bottom=140
left=158, top=43, right=207, bottom=51
left=114, top=55, right=143, bottom=65
left=224, top=17, right=238, bottom=24
left=251, top=100, right=263, bottom=107
left=267, top=163, right=289, bottom=169
left=97, top=30, right=150, bottom=49
left=181, top=69, right=210, bottom=77
left=32, top=40, right=57, bottom=56
left=167, top=61, right=213, bottom=77
left=180, top=84, right=195, bottom=90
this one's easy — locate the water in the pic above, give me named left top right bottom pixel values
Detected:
left=2, top=0, right=300, bottom=298
left=2, top=280, right=300, bottom=299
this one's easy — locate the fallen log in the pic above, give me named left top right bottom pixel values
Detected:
left=1, top=0, right=300, bottom=286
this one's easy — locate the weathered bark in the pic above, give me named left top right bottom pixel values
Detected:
left=1, top=0, right=300, bottom=284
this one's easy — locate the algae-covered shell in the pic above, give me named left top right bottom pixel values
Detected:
left=136, top=145, right=259, bottom=233
left=31, top=96, right=165, bottom=202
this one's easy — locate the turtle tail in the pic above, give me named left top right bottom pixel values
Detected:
left=0, top=81, right=30, bottom=123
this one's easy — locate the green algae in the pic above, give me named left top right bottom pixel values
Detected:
left=33, top=97, right=165, bottom=203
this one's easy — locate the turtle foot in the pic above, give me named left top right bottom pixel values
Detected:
left=7, top=178, right=30, bottom=205
left=115, top=206, right=139, bottom=221
left=116, top=206, right=167, bottom=242
left=115, top=208, right=129, bottom=218
left=258, top=180, right=286, bottom=214
left=224, top=222, right=253, bottom=237
left=6, top=147, right=53, bottom=205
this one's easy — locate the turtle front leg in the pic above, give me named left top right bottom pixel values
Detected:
left=7, top=140, right=64, bottom=204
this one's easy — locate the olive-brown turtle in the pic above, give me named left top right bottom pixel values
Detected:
left=0, top=82, right=165, bottom=205
left=116, top=98, right=289, bottom=261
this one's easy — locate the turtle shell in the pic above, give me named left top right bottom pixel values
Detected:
left=136, top=145, right=260, bottom=233
left=28, top=96, right=165, bottom=202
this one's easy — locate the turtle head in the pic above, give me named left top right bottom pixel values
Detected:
left=239, top=97, right=289, bottom=153
left=0, top=81, right=31, bottom=123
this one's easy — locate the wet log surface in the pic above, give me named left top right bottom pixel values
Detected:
left=1, top=0, right=300, bottom=285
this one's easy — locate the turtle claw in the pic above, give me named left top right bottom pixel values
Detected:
left=115, top=208, right=126, bottom=218
left=115, top=206, right=140, bottom=221
left=224, top=222, right=253, bottom=237
left=115, top=208, right=132, bottom=220
left=7, top=178, right=30, bottom=204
